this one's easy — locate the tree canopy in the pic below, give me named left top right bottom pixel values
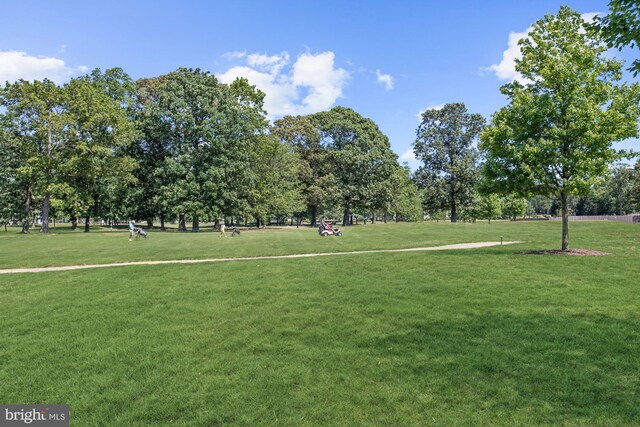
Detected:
left=590, top=0, right=640, bottom=76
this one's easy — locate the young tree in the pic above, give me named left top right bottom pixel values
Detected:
left=481, top=7, right=640, bottom=250
left=473, top=194, right=502, bottom=223
left=413, top=103, right=485, bottom=222
left=501, top=194, right=528, bottom=220
left=590, top=0, right=640, bottom=76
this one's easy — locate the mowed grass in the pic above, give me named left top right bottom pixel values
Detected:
left=1, top=221, right=639, bottom=425
left=0, top=220, right=614, bottom=269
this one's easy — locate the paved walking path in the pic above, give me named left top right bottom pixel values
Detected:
left=0, top=241, right=520, bottom=274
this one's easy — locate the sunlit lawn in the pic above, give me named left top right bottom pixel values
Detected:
left=1, top=221, right=639, bottom=425
left=0, top=220, right=615, bottom=269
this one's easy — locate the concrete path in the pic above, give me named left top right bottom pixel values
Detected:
left=0, top=241, right=520, bottom=274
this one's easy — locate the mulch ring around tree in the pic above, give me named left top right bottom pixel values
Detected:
left=520, top=249, right=612, bottom=256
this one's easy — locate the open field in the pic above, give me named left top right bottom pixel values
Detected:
left=1, top=221, right=639, bottom=425
left=1, top=220, right=635, bottom=269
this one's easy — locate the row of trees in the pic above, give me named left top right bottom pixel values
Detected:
left=0, top=69, right=422, bottom=233
left=526, top=162, right=640, bottom=217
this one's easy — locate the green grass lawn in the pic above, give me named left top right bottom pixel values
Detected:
left=0, top=220, right=623, bottom=269
left=1, top=221, right=639, bottom=425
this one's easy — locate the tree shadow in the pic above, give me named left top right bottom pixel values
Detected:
left=361, top=312, right=640, bottom=423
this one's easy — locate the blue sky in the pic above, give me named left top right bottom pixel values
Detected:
left=1, top=0, right=637, bottom=168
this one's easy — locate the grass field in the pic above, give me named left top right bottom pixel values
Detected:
left=1, top=221, right=639, bottom=425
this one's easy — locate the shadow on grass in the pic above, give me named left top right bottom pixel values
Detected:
left=363, top=313, right=640, bottom=424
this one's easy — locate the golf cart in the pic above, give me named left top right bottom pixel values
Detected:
left=318, top=222, right=342, bottom=237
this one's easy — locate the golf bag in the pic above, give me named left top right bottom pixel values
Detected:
left=135, top=227, right=148, bottom=239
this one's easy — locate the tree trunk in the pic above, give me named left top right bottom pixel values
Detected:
left=342, top=208, right=351, bottom=226
left=310, top=205, right=318, bottom=226
left=561, top=191, right=569, bottom=251
left=84, top=215, right=90, bottom=233
left=71, top=216, right=78, bottom=230
left=178, top=213, right=187, bottom=232
left=147, top=218, right=153, bottom=229
left=451, top=200, right=458, bottom=223
left=41, top=115, right=53, bottom=234
left=256, top=217, right=261, bottom=228
left=192, top=215, right=200, bottom=232
left=40, top=194, right=50, bottom=233
left=160, top=214, right=166, bottom=231
left=21, top=184, right=33, bottom=234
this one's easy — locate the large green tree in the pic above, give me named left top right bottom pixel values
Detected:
left=481, top=7, right=640, bottom=250
left=309, top=107, right=398, bottom=226
left=413, top=103, right=485, bottom=223
left=272, top=115, right=331, bottom=226
left=62, top=74, right=137, bottom=232
left=130, top=74, right=176, bottom=229
left=389, top=164, right=423, bottom=222
left=246, top=134, right=305, bottom=227
left=590, top=0, right=640, bottom=76
left=0, top=127, right=24, bottom=230
left=0, top=79, right=69, bottom=233
left=141, top=69, right=267, bottom=231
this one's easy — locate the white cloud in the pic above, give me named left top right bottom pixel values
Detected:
left=487, top=12, right=600, bottom=83
left=218, top=50, right=349, bottom=118
left=292, top=52, right=349, bottom=113
left=581, top=12, right=600, bottom=24
left=400, top=148, right=416, bottom=161
left=486, top=28, right=531, bottom=84
left=0, top=50, right=88, bottom=84
left=247, top=52, right=289, bottom=74
left=398, top=147, right=422, bottom=171
left=223, top=50, right=247, bottom=60
left=376, top=69, right=394, bottom=90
